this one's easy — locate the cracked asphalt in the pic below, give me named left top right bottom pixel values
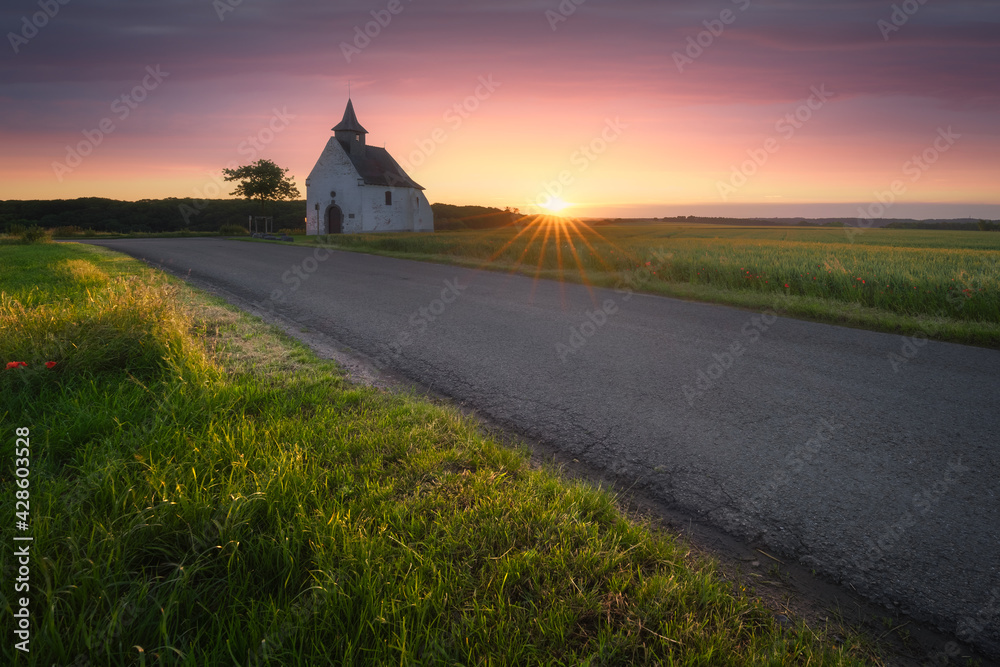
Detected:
left=85, top=238, right=1000, bottom=658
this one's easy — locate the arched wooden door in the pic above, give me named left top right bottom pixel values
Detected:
left=326, top=205, right=343, bottom=234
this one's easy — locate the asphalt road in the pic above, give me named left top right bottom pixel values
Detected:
left=86, top=238, right=1000, bottom=657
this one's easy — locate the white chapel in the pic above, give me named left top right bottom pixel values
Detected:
left=305, top=99, right=433, bottom=235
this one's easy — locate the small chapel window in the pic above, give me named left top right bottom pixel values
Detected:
left=385, top=191, right=392, bottom=205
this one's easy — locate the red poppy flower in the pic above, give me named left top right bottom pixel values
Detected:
left=45, top=361, right=57, bottom=369
left=784, top=283, right=789, bottom=288
left=6, top=362, right=27, bottom=369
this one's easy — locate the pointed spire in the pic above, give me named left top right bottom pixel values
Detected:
left=333, top=99, right=368, bottom=134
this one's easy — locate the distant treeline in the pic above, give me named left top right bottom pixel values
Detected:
left=592, top=216, right=804, bottom=227
left=885, top=220, right=999, bottom=231
left=432, top=204, right=522, bottom=231
left=0, top=198, right=524, bottom=234
left=595, top=216, right=999, bottom=230
left=0, top=198, right=306, bottom=234
left=666, top=216, right=791, bottom=226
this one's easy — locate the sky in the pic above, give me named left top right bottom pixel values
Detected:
left=2, top=0, right=999, bottom=220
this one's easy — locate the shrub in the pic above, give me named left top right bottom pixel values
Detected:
left=20, top=225, right=51, bottom=244
left=53, top=226, right=85, bottom=237
left=278, top=228, right=305, bottom=236
left=219, top=224, right=247, bottom=236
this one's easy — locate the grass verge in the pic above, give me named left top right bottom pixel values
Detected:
left=1, top=243, right=878, bottom=665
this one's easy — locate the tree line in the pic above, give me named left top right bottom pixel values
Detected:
left=0, top=198, right=307, bottom=234
left=431, top=204, right=523, bottom=230
left=0, top=199, right=526, bottom=235
left=885, top=220, right=999, bottom=231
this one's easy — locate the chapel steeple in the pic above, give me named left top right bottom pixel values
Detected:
left=333, top=99, right=368, bottom=157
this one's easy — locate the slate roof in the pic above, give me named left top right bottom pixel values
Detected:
left=344, top=145, right=424, bottom=190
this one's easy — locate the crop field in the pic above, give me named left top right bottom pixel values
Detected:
left=302, top=222, right=1000, bottom=346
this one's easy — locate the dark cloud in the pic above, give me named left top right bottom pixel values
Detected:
left=3, top=0, right=997, bottom=96
left=1, top=1, right=998, bottom=163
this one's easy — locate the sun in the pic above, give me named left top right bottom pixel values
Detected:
left=540, top=197, right=572, bottom=214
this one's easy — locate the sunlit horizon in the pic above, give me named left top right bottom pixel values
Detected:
left=2, top=2, right=998, bottom=221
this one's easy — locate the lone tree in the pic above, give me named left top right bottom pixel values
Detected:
left=222, top=159, right=301, bottom=212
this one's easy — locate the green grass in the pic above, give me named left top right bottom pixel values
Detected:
left=291, top=223, right=1000, bottom=347
left=1, top=244, right=878, bottom=665
left=50, top=230, right=224, bottom=239
left=0, top=230, right=228, bottom=244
